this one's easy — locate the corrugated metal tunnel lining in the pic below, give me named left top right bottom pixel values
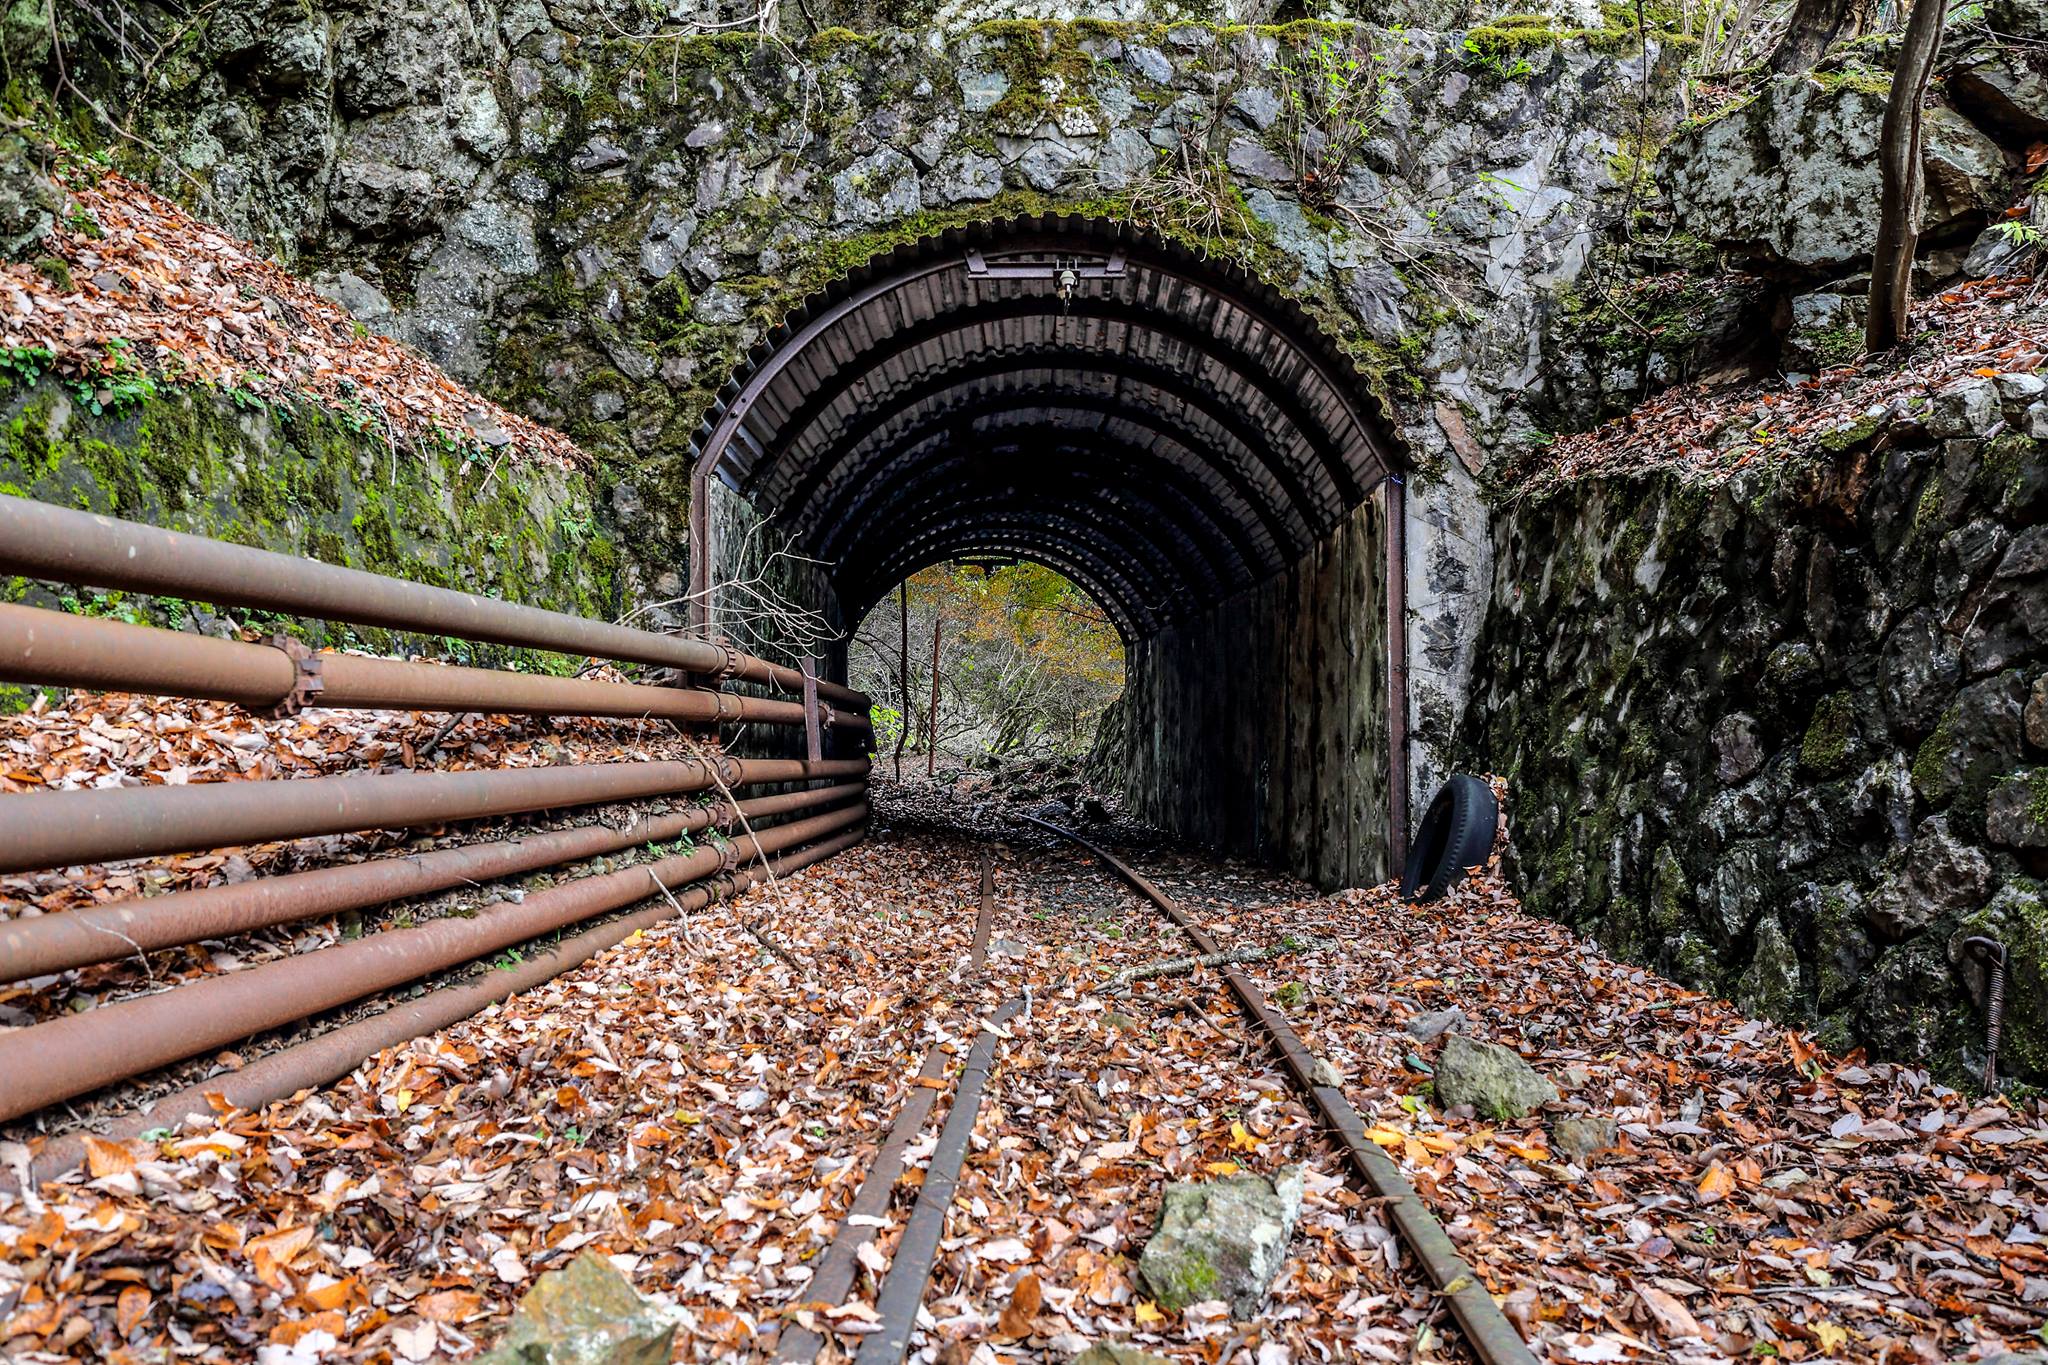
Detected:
left=688, top=217, right=1401, bottom=640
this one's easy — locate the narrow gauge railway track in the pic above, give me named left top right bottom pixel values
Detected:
left=775, top=828, right=1535, bottom=1365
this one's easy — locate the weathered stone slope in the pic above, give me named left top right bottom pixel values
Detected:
left=1468, top=383, right=2048, bottom=1084
left=0, top=376, right=622, bottom=674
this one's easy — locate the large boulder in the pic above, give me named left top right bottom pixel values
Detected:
left=1865, top=815, right=1993, bottom=939
left=1951, top=44, right=2048, bottom=141
left=1736, top=914, right=1803, bottom=1021
left=1433, top=1033, right=1559, bottom=1119
left=1986, top=770, right=2048, bottom=850
left=1661, top=76, right=2009, bottom=272
left=479, top=1252, right=680, bottom=1365
left=1136, top=1167, right=1303, bottom=1317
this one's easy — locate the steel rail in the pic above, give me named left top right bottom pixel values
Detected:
left=0, top=754, right=868, bottom=874
left=1017, top=815, right=1539, bottom=1365
left=969, top=850, right=994, bottom=975
left=0, top=494, right=868, bottom=709
left=854, top=994, right=1026, bottom=1365
left=0, top=603, right=870, bottom=731
left=776, top=1039, right=951, bottom=1363
left=12, top=824, right=866, bottom=1192
left=0, top=800, right=869, bottom=1122
left=0, top=781, right=866, bottom=981
left=779, top=850, right=1001, bottom=1362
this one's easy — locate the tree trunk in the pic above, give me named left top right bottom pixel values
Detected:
left=926, top=612, right=941, bottom=778
left=893, top=580, right=909, bottom=782
left=1867, top=0, right=1947, bottom=352
left=1768, top=0, right=1875, bottom=74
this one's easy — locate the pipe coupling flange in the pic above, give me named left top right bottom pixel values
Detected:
left=818, top=701, right=837, bottom=731
left=261, top=635, right=325, bottom=718
left=710, top=638, right=743, bottom=681
left=713, top=690, right=744, bottom=724
left=706, top=799, right=739, bottom=829
left=714, top=755, right=744, bottom=788
left=717, top=838, right=743, bottom=872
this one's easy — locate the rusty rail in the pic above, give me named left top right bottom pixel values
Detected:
left=1, top=781, right=867, bottom=982
left=1018, top=815, right=1539, bottom=1365
left=0, top=754, right=866, bottom=874
left=0, top=799, right=868, bottom=1122
left=13, top=823, right=865, bottom=1191
left=0, top=494, right=867, bottom=708
left=855, top=994, right=1026, bottom=1365
left=0, top=603, right=870, bottom=730
left=778, top=850, right=1002, bottom=1363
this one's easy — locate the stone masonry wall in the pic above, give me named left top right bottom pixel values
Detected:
left=64, top=4, right=1684, bottom=815
left=1464, top=385, right=2048, bottom=1086
left=1100, top=489, right=1393, bottom=888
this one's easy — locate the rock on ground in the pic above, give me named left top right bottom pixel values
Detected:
left=478, top=1252, right=679, bottom=1365
left=1549, top=1115, right=1620, bottom=1161
left=1433, top=1033, right=1559, bottom=1120
left=1137, top=1167, right=1304, bottom=1317
left=1075, top=1346, right=1175, bottom=1365
left=1407, top=1005, right=1467, bottom=1042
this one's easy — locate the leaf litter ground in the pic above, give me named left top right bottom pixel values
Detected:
left=0, top=784, right=2043, bottom=1365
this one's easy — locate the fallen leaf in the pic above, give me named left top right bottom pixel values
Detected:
left=1637, top=1283, right=1701, bottom=1339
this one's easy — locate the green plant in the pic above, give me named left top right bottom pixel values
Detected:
left=1462, top=33, right=1536, bottom=78
left=1993, top=219, right=2045, bottom=248
left=1271, top=30, right=1392, bottom=204
left=869, top=702, right=906, bottom=745
left=0, top=345, right=54, bottom=387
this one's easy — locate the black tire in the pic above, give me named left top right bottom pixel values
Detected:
left=1400, top=775, right=1499, bottom=902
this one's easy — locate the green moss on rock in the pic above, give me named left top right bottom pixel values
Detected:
left=1800, top=690, right=1856, bottom=774
left=0, top=376, right=620, bottom=664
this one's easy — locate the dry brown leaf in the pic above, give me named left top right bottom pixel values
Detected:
left=82, top=1136, right=135, bottom=1179
left=1637, top=1283, right=1702, bottom=1340
left=114, top=1285, right=150, bottom=1336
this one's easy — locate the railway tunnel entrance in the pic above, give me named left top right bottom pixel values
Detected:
left=688, top=218, right=1410, bottom=886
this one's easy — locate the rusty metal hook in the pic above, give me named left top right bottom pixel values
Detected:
left=1960, top=935, right=2008, bottom=1093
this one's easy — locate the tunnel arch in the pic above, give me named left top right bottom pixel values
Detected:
left=688, top=215, right=1411, bottom=871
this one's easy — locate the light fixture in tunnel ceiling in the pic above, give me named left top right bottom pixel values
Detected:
left=963, top=250, right=1120, bottom=317
left=962, top=248, right=1128, bottom=281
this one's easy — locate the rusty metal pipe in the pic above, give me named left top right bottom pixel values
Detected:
left=0, top=603, right=296, bottom=707
left=0, top=604, right=871, bottom=730
left=0, top=494, right=868, bottom=709
left=14, top=824, right=865, bottom=1191
left=0, top=781, right=866, bottom=981
left=0, top=800, right=868, bottom=1122
left=0, top=755, right=868, bottom=874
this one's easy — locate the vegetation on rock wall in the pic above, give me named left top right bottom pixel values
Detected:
left=0, top=375, right=620, bottom=687
left=1468, top=413, right=2048, bottom=1088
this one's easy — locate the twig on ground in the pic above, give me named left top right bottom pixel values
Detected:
left=1103, top=937, right=1337, bottom=992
